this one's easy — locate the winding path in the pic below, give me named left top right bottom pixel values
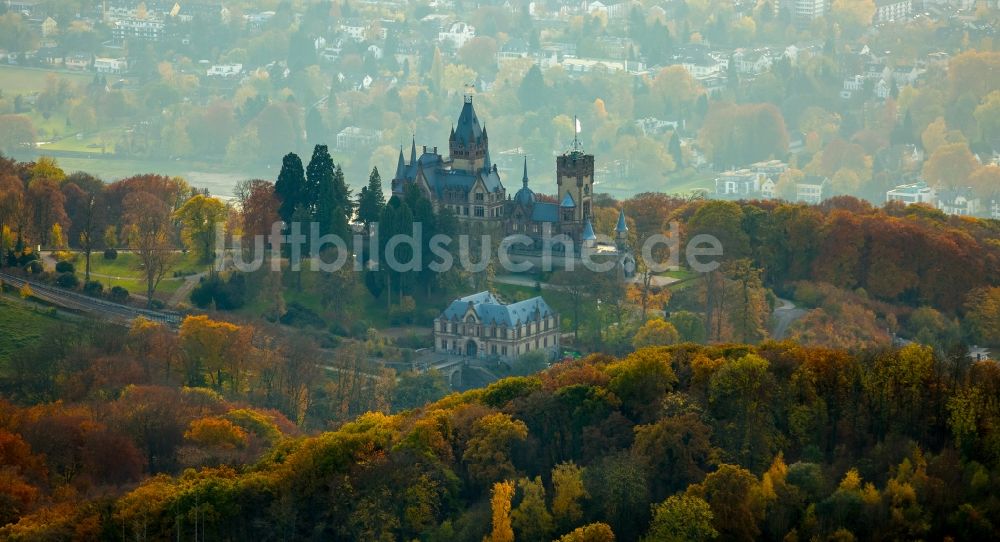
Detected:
left=772, top=297, right=807, bottom=340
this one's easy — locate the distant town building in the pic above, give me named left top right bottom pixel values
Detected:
left=874, top=0, right=913, bottom=23
left=796, top=176, right=829, bottom=204
left=335, top=126, right=382, bottom=152
left=64, top=54, right=92, bottom=71
left=936, top=187, right=980, bottom=216
left=434, top=291, right=560, bottom=361
left=715, top=169, right=759, bottom=197
left=438, top=22, right=476, bottom=49
left=113, top=18, right=165, bottom=44
left=886, top=181, right=935, bottom=205
left=93, top=57, right=128, bottom=75
left=206, top=64, right=243, bottom=78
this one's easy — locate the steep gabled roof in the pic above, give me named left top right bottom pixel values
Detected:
left=454, top=98, right=484, bottom=146
left=441, top=291, right=556, bottom=326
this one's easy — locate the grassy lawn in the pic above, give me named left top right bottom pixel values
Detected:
left=39, top=131, right=117, bottom=154
left=0, top=65, right=92, bottom=95
left=71, top=251, right=207, bottom=299
left=0, top=297, right=67, bottom=364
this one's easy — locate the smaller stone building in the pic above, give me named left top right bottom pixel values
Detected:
left=434, top=292, right=560, bottom=361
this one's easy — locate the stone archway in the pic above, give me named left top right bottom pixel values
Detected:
left=465, top=340, right=478, bottom=358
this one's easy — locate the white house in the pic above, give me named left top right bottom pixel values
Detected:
left=93, top=57, right=128, bottom=74
left=438, top=22, right=476, bottom=49
left=874, top=0, right=912, bottom=23
left=937, top=187, right=981, bottom=216
left=796, top=176, right=829, bottom=204
left=886, top=181, right=935, bottom=205
left=206, top=64, right=243, bottom=78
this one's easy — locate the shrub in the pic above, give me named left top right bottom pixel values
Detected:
left=109, top=286, right=129, bottom=303
left=149, top=299, right=166, bottom=310
left=83, top=281, right=103, bottom=297
left=56, top=272, right=79, bottom=289
left=55, top=261, right=75, bottom=273
left=25, top=261, right=42, bottom=274
left=189, top=274, right=246, bottom=310
left=103, top=248, right=118, bottom=260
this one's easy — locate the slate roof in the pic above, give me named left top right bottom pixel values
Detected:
left=393, top=151, right=505, bottom=197
left=561, top=193, right=576, bottom=207
left=453, top=99, right=484, bottom=146
left=531, top=202, right=559, bottom=222
left=616, top=208, right=628, bottom=233
left=441, top=291, right=556, bottom=326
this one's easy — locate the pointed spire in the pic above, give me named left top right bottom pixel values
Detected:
left=522, top=156, right=529, bottom=188
left=409, top=136, right=416, bottom=164
left=616, top=208, right=628, bottom=233
left=582, top=218, right=597, bottom=242
left=395, top=146, right=405, bottom=179
left=483, top=145, right=492, bottom=171
left=449, top=125, right=455, bottom=141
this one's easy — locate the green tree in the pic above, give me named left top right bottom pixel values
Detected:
left=511, top=476, right=554, bottom=541
left=391, top=370, right=450, bottom=412
left=552, top=462, right=588, bottom=529
left=643, top=495, right=718, bottom=542
left=633, top=318, right=680, bottom=349
left=687, top=464, right=764, bottom=542
left=175, top=194, right=228, bottom=263
left=462, top=413, right=528, bottom=488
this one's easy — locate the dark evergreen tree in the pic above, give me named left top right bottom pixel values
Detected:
left=309, top=145, right=352, bottom=240
left=518, top=65, right=547, bottom=111
left=305, top=107, right=326, bottom=145
left=275, top=152, right=306, bottom=225
left=357, top=167, right=386, bottom=233
left=669, top=131, right=684, bottom=169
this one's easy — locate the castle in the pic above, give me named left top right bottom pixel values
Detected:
left=391, top=95, right=632, bottom=268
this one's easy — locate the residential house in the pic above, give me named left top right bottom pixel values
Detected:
left=875, top=0, right=912, bottom=22
left=715, top=169, right=759, bottom=197
left=41, top=16, right=58, bottom=38
left=760, top=178, right=777, bottom=199
left=751, top=159, right=788, bottom=178
left=733, top=48, right=773, bottom=75
left=438, top=22, right=476, bottom=49
left=796, top=176, right=829, bottom=204
left=335, top=126, right=382, bottom=152
left=886, top=181, right=935, bottom=205
left=937, top=187, right=981, bottom=216
left=93, top=57, right=128, bottom=74
left=206, top=64, right=243, bottom=78
left=113, top=18, right=165, bottom=44
left=434, top=291, right=560, bottom=361
left=65, top=54, right=92, bottom=70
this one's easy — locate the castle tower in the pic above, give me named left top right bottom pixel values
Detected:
left=449, top=94, right=488, bottom=173
left=556, top=149, right=594, bottom=225
left=615, top=208, right=629, bottom=251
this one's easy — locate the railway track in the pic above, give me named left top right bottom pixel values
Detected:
left=0, top=271, right=182, bottom=328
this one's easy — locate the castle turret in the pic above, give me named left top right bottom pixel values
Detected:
left=450, top=94, right=488, bottom=172
left=394, top=146, right=405, bottom=179
left=615, top=208, right=629, bottom=251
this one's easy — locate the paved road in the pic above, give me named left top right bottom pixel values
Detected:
left=0, top=271, right=182, bottom=328
left=772, top=297, right=807, bottom=340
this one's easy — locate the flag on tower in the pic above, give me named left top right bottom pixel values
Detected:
left=575, top=117, right=582, bottom=134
